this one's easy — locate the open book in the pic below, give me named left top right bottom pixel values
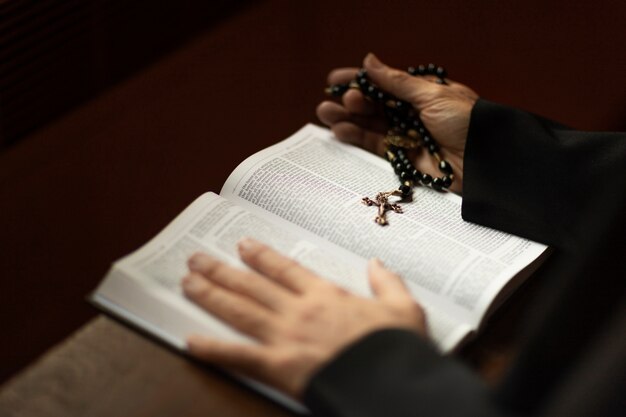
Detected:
left=92, top=124, right=547, bottom=411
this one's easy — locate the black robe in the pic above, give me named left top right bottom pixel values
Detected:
left=303, top=99, right=626, bottom=417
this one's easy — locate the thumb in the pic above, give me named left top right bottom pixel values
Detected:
left=368, top=258, right=412, bottom=303
left=363, top=53, right=432, bottom=108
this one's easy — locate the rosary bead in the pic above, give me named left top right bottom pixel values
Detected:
left=422, top=135, right=433, bottom=145
left=366, top=85, right=377, bottom=97
left=328, top=84, right=349, bottom=96
left=400, top=171, right=411, bottom=181
left=399, top=184, right=412, bottom=196
left=441, top=176, right=452, bottom=188
left=421, top=173, right=432, bottom=185
left=431, top=177, right=443, bottom=190
left=428, top=143, right=439, bottom=154
left=412, top=169, right=422, bottom=182
left=436, top=66, right=447, bottom=78
left=439, top=160, right=453, bottom=174
left=393, top=161, right=404, bottom=174
left=417, top=64, right=426, bottom=75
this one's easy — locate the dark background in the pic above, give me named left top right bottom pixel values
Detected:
left=1, top=0, right=625, bottom=383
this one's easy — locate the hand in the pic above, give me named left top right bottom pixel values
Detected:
left=182, top=238, right=427, bottom=398
left=316, top=53, right=478, bottom=193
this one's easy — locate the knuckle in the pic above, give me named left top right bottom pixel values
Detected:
left=274, top=259, right=300, bottom=281
left=405, top=301, right=425, bottom=321
left=388, top=68, right=410, bottom=83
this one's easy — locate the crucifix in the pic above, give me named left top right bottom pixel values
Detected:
left=362, top=190, right=404, bottom=226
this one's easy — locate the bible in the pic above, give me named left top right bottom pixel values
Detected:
left=91, top=124, right=547, bottom=412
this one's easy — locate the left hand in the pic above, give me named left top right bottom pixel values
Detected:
left=182, top=238, right=427, bottom=398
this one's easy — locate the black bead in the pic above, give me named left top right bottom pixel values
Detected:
left=412, top=169, right=423, bottom=182
left=330, top=84, right=349, bottom=96
left=418, top=126, right=426, bottom=135
left=442, top=176, right=452, bottom=188
left=427, top=63, right=437, bottom=74
left=395, top=101, right=407, bottom=112
left=439, top=160, right=453, bottom=174
left=422, top=135, right=432, bottom=145
left=366, top=85, right=380, bottom=99
left=408, top=66, right=418, bottom=76
left=400, top=171, right=412, bottom=181
left=428, top=143, right=439, bottom=153
left=421, top=173, right=432, bottom=185
left=393, top=161, right=404, bottom=173
left=432, top=177, right=443, bottom=190
left=417, top=64, right=426, bottom=75
left=436, top=66, right=447, bottom=78
left=400, top=184, right=412, bottom=196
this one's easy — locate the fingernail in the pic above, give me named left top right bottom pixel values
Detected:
left=369, top=258, right=385, bottom=268
left=365, top=53, right=383, bottom=69
left=187, top=253, right=203, bottom=271
left=182, top=274, right=208, bottom=296
left=186, top=334, right=202, bottom=351
left=238, top=237, right=259, bottom=254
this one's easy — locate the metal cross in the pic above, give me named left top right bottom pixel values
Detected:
left=362, top=190, right=403, bottom=226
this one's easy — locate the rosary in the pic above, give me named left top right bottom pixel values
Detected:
left=325, top=63, right=453, bottom=225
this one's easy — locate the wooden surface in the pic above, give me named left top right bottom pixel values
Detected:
left=0, top=316, right=294, bottom=417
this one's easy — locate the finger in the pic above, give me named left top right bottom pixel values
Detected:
left=342, top=89, right=377, bottom=116
left=188, top=253, right=293, bottom=312
left=331, top=121, right=387, bottom=156
left=367, top=258, right=413, bottom=304
left=327, top=67, right=359, bottom=85
left=237, top=238, right=319, bottom=293
left=182, top=273, right=275, bottom=340
left=363, top=53, right=435, bottom=108
left=316, top=101, right=386, bottom=133
left=187, top=335, right=270, bottom=379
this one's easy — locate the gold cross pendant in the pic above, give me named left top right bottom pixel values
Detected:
left=362, top=190, right=404, bottom=226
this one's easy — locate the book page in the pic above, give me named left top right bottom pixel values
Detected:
left=221, top=124, right=547, bottom=329
left=95, top=191, right=470, bottom=353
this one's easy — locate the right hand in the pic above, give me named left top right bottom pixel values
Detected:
left=316, top=53, right=478, bottom=194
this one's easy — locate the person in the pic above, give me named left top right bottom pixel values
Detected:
left=180, top=53, right=626, bottom=416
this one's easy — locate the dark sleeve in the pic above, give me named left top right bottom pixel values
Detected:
left=304, top=329, right=501, bottom=417
left=462, top=99, right=626, bottom=246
